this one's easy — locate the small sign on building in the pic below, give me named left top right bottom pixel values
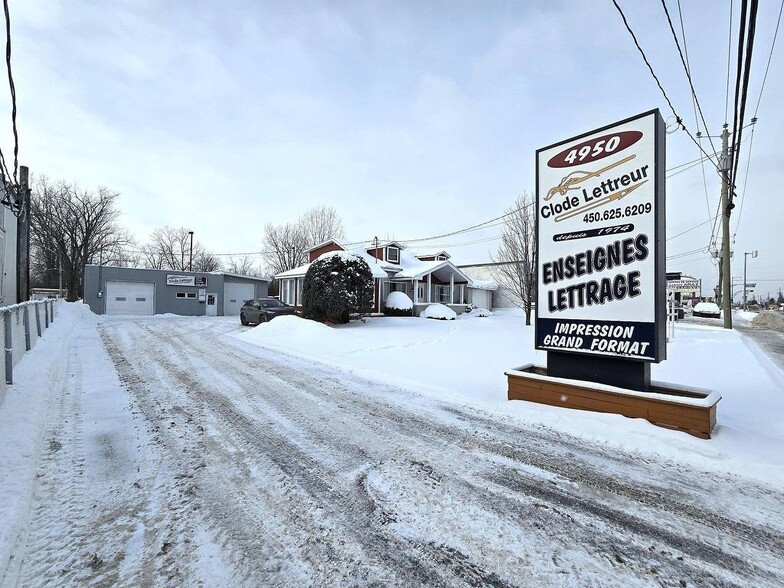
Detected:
left=166, top=275, right=195, bottom=287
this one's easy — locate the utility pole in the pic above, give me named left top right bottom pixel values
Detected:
left=16, top=166, right=30, bottom=303
left=188, top=230, right=194, bottom=271
left=719, top=125, right=733, bottom=329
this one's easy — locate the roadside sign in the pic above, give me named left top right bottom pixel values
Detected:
left=535, top=110, right=666, bottom=362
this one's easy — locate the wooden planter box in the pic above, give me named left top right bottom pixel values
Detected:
left=506, top=365, right=721, bottom=439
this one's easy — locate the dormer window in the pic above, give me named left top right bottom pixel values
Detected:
left=436, top=254, right=447, bottom=261
left=386, top=246, right=400, bottom=263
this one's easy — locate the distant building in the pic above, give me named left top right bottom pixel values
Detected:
left=83, top=265, right=269, bottom=316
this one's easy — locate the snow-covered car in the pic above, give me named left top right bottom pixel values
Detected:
left=692, top=302, right=721, bottom=318
left=240, top=298, right=297, bottom=325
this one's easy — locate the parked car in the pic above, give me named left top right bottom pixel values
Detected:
left=692, top=302, right=721, bottom=318
left=240, top=298, right=297, bottom=325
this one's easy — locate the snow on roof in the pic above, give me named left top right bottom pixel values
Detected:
left=366, top=240, right=405, bottom=250
left=394, top=250, right=470, bottom=282
left=275, top=263, right=312, bottom=279
left=305, top=239, right=345, bottom=253
left=413, top=251, right=451, bottom=259
left=276, top=249, right=389, bottom=279
left=276, top=240, right=479, bottom=283
left=468, top=278, right=498, bottom=291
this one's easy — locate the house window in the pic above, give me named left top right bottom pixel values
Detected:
left=176, top=292, right=186, bottom=299
left=386, top=246, right=399, bottom=263
left=436, top=285, right=451, bottom=304
left=281, top=279, right=296, bottom=305
left=187, top=292, right=197, bottom=299
left=436, top=255, right=447, bottom=261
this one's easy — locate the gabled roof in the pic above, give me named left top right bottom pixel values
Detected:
left=414, top=251, right=451, bottom=260
left=396, top=259, right=470, bottom=282
left=367, top=240, right=405, bottom=250
left=275, top=239, right=488, bottom=286
left=275, top=248, right=389, bottom=279
left=306, top=239, right=345, bottom=253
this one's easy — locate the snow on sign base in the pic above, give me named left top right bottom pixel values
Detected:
left=535, top=110, right=667, bottom=362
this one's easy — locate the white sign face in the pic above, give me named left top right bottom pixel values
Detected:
left=536, top=110, right=666, bottom=362
left=667, top=278, right=699, bottom=293
left=167, top=275, right=195, bottom=287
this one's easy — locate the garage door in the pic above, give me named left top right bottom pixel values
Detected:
left=224, top=282, right=255, bottom=316
left=106, top=281, right=155, bottom=316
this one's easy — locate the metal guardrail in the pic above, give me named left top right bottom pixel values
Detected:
left=2, top=299, right=59, bottom=385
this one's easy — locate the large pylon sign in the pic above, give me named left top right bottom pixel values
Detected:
left=536, top=110, right=666, bottom=363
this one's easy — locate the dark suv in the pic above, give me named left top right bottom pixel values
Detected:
left=240, top=298, right=297, bottom=325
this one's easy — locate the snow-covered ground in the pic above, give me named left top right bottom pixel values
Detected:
left=237, top=308, right=784, bottom=484
left=0, top=302, right=782, bottom=586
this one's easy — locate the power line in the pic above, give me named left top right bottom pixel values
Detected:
left=610, top=0, right=721, bottom=173
left=752, top=0, right=783, bottom=118
left=674, top=0, right=715, bottom=224
left=667, top=214, right=720, bottom=242
left=728, top=0, right=759, bottom=207
left=664, top=0, right=718, bottom=157
left=2, top=0, right=17, bottom=185
left=725, top=1, right=734, bottom=125
left=667, top=246, right=709, bottom=260
left=732, top=121, right=756, bottom=238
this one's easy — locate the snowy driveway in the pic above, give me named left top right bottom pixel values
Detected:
left=7, top=314, right=784, bottom=587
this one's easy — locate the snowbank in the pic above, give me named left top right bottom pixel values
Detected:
left=420, top=304, right=456, bottom=320
left=460, top=307, right=493, bottom=318
left=385, top=291, right=413, bottom=310
left=751, top=311, right=784, bottom=333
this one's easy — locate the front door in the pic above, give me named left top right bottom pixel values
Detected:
left=206, top=293, right=218, bottom=316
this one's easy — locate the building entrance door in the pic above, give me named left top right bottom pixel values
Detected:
left=206, top=293, right=218, bottom=316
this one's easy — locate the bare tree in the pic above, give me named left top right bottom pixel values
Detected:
left=298, top=205, right=345, bottom=248
left=140, top=226, right=220, bottom=272
left=193, top=251, right=222, bottom=272
left=262, top=221, right=307, bottom=276
left=30, top=177, right=136, bottom=300
left=491, top=192, right=537, bottom=325
left=226, top=255, right=259, bottom=276
left=262, top=206, right=345, bottom=276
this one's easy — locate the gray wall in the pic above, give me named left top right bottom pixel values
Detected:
left=459, top=263, right=519, bottom=309
left=83, top=265, right=268, bottom=316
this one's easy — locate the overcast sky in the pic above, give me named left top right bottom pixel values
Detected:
left=4, top=0, right=783, bottom=299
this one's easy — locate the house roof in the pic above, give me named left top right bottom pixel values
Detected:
left=275, top=241, right=487, bottom=287
left=413, top=251, right=451, bottom=260
left=367, top=240, right=405, bottom=250
left=305, top=239, right=345, bottom=253
left=468, top=278, right=498, bottom=291
left=275, top=249, right=390, bottom=279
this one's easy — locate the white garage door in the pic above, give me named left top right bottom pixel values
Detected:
left=470, top=289, right=492, bottom=310
left=106, top=281, right=155, bottom=316
left=224, top=282, right=256, bottom=316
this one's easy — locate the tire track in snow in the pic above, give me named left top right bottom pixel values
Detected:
left=102, top=320, right=481, bottom=587
left=95, top=317, right=784, bottom=587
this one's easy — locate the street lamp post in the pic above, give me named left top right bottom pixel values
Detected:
left=743, top=250, right=758, bottom=311
left=188, top=231, right=194, bottom=272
